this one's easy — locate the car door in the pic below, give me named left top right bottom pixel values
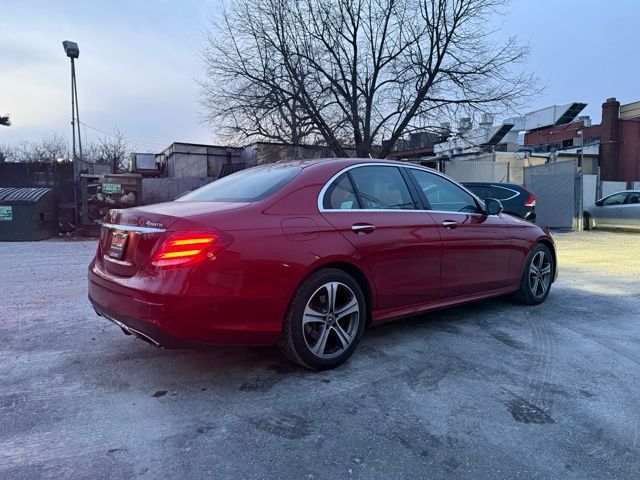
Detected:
left=405, top=168, right=514, bottom=298
left=619, top=192, right=640, bottom=228
left=592, top=192, right=628, bottom=227
left=319, top=165, right=442, bottom=312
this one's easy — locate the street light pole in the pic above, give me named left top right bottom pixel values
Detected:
left=71, top=57, right=83, bottom=163
left=70, top=57, right=76, bottom=165
left=62, top=41, right=81, bottom=226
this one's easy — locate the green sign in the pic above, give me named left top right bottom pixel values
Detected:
left=0, top=206, right=12, bottom=221
left=102, top=183, right=122, bottom=194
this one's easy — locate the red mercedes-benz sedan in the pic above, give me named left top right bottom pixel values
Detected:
left=88, top=158, right=556, bottom=369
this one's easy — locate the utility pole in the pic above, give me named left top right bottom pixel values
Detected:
left=62, top=40, right=82, bottom=226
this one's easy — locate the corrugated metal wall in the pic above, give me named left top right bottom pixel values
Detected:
left=524, top=160, right=579, bottom=229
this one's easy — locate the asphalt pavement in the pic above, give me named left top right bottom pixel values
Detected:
left=1, top=231, right=639, bottom=479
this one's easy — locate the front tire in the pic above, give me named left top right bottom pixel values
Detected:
left=512, top=244, right=554, bottom=305
left=278, top=268, right=366, bottom=370
left=583, top=213, right=592, bottom=231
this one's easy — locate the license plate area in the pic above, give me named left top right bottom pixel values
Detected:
left=108, top=231, right=129, bottom=259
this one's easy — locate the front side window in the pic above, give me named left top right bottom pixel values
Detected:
left=601, top=193, right=627, bottom=206
left=177, top=165, right=301, bottom=202
left=409, top=169, right=480, bottom=213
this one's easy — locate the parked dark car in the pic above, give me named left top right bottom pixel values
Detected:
left=463, top=182, right=536, bottom=221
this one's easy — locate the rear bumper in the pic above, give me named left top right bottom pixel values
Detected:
left=91, top=300, right=197, bottom=348
left=88, top=266, right=283, bottom=347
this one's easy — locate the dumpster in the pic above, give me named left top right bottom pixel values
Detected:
left=0, top=187, right=58, bottom=241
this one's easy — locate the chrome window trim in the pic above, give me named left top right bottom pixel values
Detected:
left=600, top=190, right=638, bottom=202
left=101, top=222, right=166, bottom=233
left=317, top=162, right=487, bottom=214
left=491, top=185, right=519, bottom=202
left=318, top=208, right=486, bottom=216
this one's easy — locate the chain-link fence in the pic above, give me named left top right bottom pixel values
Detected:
left=444, top=160, right=510, bottom=183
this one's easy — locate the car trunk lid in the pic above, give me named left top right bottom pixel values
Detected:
left=99, top=201, right=247, bottom=277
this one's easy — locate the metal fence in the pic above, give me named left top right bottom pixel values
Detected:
left=601, top=181, right=628, bottom=197
left=583, top=174, right=598, bottom=209
left=141, top=177, right=213, bottom=204
left=524, top=160, right=580, bottom=229
left=444, top=160, right=510, bottom=183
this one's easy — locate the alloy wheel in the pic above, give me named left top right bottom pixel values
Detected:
left=302, top=281, right=360, bottom=359
left=529, top=250, right=552, bottom=298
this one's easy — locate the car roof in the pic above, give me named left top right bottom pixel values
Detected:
left=274, top=157, right=411, bottom=169
left=462, top=181, right=525, bottom=188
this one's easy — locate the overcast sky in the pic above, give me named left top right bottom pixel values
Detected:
left=1, top=0, right=638, bottom=152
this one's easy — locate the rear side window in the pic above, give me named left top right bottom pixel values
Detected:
left=177, top=165, right=301, bottom=202
left=466, top=185, right=494, bottom=199
left=349, top=166, right=414, bottom=210
left=323, top=173, right=361, bottom=209
left=492, top=186, right=518, bottom=201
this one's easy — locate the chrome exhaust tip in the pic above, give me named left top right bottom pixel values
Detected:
left=126, top=326, right=162, bottom=347
left=103, top=314, right=162, bottom=347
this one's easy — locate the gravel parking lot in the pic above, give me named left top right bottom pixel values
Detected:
left=1, top=231, right=639, bottom=479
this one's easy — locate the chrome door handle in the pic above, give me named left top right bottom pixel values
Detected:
left=351, top=224, right=376, bottom=235
left=442, top=221, right=458, bottom=229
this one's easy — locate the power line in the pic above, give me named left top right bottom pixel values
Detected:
left=79, top=121, right=167, bottom=149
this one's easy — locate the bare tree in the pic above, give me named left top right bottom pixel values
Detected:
left=0, top=144, right=14, bottom=162
left=10, top=134, right=69, bottom=163
left=201, top=29, right=321, bottom=145
left=202, top=0, right=537, bottom=157
left=84, top=129, right=130, bottom=172
left=0, top=114, right=10, bottom=127
left=1, top=130, right=130, bottom=171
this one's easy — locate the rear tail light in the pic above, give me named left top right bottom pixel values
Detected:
left=150, top=232, right=224, bottom=268
left=524, top=192, right=536, bottom=207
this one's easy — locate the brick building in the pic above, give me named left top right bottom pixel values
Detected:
left=523, top=98, right=640, bottom=185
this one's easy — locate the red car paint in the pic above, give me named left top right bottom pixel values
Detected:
left=88, top=158, right=556, bottom=347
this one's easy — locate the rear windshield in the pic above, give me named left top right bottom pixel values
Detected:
left=176, top=165, right=301, bottom=202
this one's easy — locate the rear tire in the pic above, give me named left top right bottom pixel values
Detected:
left=511, top=244, right=554, bottom=305
left=278, top=268, right=366, bottom=370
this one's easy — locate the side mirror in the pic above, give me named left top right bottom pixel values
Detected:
left=485, top=198, right=504, bottom=215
